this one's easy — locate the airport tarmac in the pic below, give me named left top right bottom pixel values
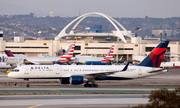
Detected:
left=0, top=69, right=179, bottom=108
left=0, top=94, right=148, bottom=108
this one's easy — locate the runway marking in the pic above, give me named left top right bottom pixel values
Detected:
left=27, top=104, right=43, bottom=108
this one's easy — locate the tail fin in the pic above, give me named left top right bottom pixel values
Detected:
left=101, top=45, right=114, bottom=63
left=103, top=45, right=114, bottom=60
left=4, top=50, right=14, bottom=57
left=62, top=49, right=66, bottom=54
left=63, top=44, right=75, bottom=57
left=138, top=41, right=169, bottom=67
left=58, top=44, right=75, bottom=62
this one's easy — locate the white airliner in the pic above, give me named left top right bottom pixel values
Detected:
left=75, top=45, right=115, bottom=64
left=2, top=44, right=76, bottom=65
left=7, top=41, right=169, bottom=88
left=0, top=62, right=12, bottom=69
left=160, top=62, right=180, bottom=68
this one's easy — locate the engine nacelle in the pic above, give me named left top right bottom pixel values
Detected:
left=70, top=75, right=87, bottom=85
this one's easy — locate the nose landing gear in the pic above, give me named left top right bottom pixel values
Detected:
left=24, top=79, right=30, bottom=87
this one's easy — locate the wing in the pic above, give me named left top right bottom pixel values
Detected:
left=80, top=62, right=129, bottom=79
left=23, top=59, right=40, bottom=65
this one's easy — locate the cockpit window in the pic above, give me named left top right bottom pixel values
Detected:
left=11, top=69, right=19, bottom=72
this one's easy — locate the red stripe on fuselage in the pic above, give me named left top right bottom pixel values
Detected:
left=60, top=56, right=72, bottom=58
left=103, top=57, right=112, bottom=59
left=101, top=59, right=111, bottom=63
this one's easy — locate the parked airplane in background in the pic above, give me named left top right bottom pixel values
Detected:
left=160, top=62, right=180, bottom=68
left=0, top=62, right=12, bottom=69
left=23, top=44, right=76, bottom=65
left=75, top=45, right=115, bottom=64
left=7, top=41, right=169, bottom=87
left=1, top=50, right=25, bottom=66
left=2, top=44, right=76, bottom=65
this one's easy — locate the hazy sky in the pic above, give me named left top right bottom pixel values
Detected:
left=0, top=0, right=180, bottom=18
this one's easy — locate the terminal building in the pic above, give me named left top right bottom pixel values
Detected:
left=0, top=12, right=180, bottom=63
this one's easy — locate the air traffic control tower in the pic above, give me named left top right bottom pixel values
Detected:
left=55, top=12, right=131, bottom=43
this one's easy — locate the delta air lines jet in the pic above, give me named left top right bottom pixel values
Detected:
left=7, top=41, right=169, bottom=87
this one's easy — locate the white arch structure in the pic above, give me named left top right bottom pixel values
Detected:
left=55, top=12, right=131, bottom=43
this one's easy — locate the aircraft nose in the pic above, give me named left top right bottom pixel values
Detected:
left=7, top=73, right=13, bottom=78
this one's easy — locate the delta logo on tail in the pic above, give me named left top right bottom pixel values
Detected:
left=57, top=44, right=75, bottom=62
left=138, top=41, right=169, bottom=68
left=101, top=45, right=114, bottom=63
left=4, top=50, right=14, bottom=57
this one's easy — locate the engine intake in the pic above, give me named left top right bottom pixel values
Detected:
left=70, top=75, right=87, bottom=85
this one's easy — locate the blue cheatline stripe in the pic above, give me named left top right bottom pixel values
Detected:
left=155, top=50, right=166, bottom=67
left=156, top=41, right=169, bottom=48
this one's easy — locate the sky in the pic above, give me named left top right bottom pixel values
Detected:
left=0, top=0, right=180, bottom=18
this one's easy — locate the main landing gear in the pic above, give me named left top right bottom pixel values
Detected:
left=24, top=79, right=30, bottom=87
left=84, top=82, right=98, bottom=88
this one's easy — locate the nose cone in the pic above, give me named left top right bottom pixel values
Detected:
left=7, top=73, right=13, bottom=78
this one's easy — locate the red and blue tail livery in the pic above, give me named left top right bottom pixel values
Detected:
left=138, top=41, right=169, bottom=68
left=4, top=50, right=14, bottom=57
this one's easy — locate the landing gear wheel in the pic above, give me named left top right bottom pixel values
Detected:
left=88, top=84, right=92, bottom=87
left=84, top=84, right=88, bottom=87
left=26, top=83, right=30, bottom=87
left=93, top=84, right=98, bottom=88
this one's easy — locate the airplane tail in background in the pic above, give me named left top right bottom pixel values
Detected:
left=101, top=45, right=114, bottom=63
left=58, top=44, right=75, bottom=62
left=138, top=41, right=169, bottom=68
left=62, top=49, right=66, bottom=54
left=4, top=50, right=14, bottom=57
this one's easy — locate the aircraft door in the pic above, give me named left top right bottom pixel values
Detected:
left=173, top=63, right=175, bottom=67
left=2, top=56, right=4, bottom=62
left=138, top=69, right=142, bottom=75
left=56, top=67, right=61, bottom=75
left=25, top=68, right=29, bottom=75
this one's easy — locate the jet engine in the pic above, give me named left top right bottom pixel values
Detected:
left=60, top=76, right=87, bottom=85
left=70, top=75, right=87, bottom=85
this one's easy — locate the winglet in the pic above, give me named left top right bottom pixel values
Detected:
left=121, top=62, right=129, bottom=71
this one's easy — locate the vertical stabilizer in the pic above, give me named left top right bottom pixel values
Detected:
left=138, top=41, right=169, bottom=67
left=101, top=45, right=114, bottom=62
left=4, top=50, right=14, bottom=57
